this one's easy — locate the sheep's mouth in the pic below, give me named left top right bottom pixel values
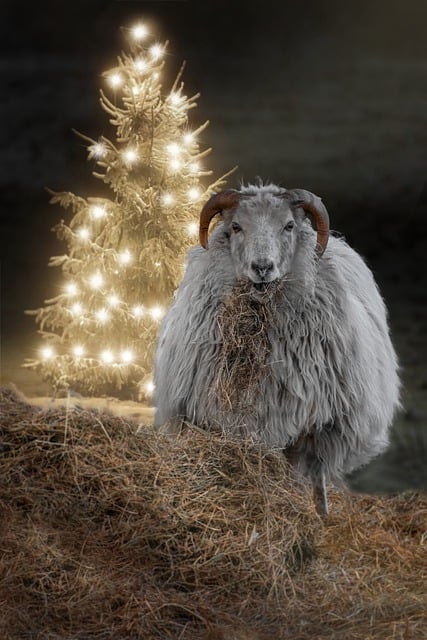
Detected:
left=253, top=282, right=269, bottom=292
left=251, top=279, right=279, bottom=296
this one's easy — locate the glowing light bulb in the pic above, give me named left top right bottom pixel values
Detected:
left=188, top=161, right=200, bottom=174
left=78, top=227, right=90, bottom=240
left=90, top=273, right=104, bottom=289
left=120, top=349, right=134, bottom=363
left=73, top=345, right=85, bottom=358
left=149, top=306, right=164, bottom=321
left=118, top=249, right=132, bottom=265
left=187, top=221, right=199, bottom=237
left=132, top=85, right=140, bottom=96
left=166, top=142, right=181, bottom=157
left=149, top=44, right=163, bottom=60
left=101, top=349, right=114, bottom=364
left=91, top=205, right=107, bottom=219
left=144, top=380, right=155, bottom=395
left=41, top=345, right=55, bottom=360
left=133, top=305, right=144, bottom=318
left=96, top=308, right=110, bottom=323
left=109, top=73, right=123, bottom=89
left=107, top=294, right=120, bottom=307
left=91, top=142, right=106, bottom=158
left=153, top=72, right=160, bottom=80
left=188, top=187, right=200, bottom=201
left=162, top=193, right=174, bottom=206
left=123, top=148, right=139, bottom=166
left=71, top=302, right=83, bottom=315
left=170, top=93, right=183, bottom=106
left=183, top=132, right=194, bottom=145
left=132, top=23, right=148, bottom=41
left=65, top=282, right=78, bottom=296
left=169, top=158, right=181, bottom=172
left=134, top=58, right=147, bottom=72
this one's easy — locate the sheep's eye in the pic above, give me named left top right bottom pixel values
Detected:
left=284, top=221, right=295, bottom=232
left=231, top=222, right=242, bottom=233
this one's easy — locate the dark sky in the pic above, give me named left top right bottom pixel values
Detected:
left=1, top=0, right=427, bottom=393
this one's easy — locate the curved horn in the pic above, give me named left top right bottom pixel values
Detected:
left=199, top=189, right=241, bottom=249
left=285, top=189, right=330, bottom=257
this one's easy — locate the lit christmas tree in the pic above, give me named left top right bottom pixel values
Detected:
left=25, top=21, right=233, bottom=400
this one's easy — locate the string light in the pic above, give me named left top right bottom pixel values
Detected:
left=123, top=147, right=139, bottom=166
left=188, top=187, right=200, bottom=201
left=169, top=93, right=183, bottom=106
left=149, top=44, right=163, bottom=60
left=149, top=306, right=164, bottom=321
left=72, top=345, right=85, bottom=358
left=107, top=294, right=121, bottom=307
left=134, top=58, right=147, bottom=72
left=109, top=73, right=123, bottom=89
left=131, top=23, right=148, bottom=41
left=166, top=142, right=181, bottom=157
left=169, top=158, right=181, bottom=172
left=41, top=346, right=55, bottom=360
left=78, top=227, right=90, bottom=241
left=90, top=272, right=104, bottom=289
left=100, top=349, right=114, bottom=364
left=118, top=249, right=132, bottom=265
left=188, top=161, right=200, bottom=174
left=91, top=142, right=107, bottom=159
left=120, top=349, right=134, bottom=363
left=132, top=305, right=145, bottom=318
left=65, top=283, right=78, bottom=296
left=162, top=193, right=174, bottom=206
left=187, top=221, right=198, bottom=237
left=91, top=205, right=107, bottom=219
left=183, top=132, right=194, bottom=145
left=143, top=380, right=155, bottom=395
left=71, top=302, right=83, bottom=316
left=96, top=308, right=110, bottom=323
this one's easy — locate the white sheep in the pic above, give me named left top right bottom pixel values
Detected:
left=153, top=183, right=400, bottom=513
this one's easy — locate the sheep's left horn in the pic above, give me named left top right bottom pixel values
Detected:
left=199, top=190, right=241, bottom=249
left=285, top=189, right=330, bottom=257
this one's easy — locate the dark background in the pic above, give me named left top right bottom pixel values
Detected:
left=1, top=0, right=426, bottom=491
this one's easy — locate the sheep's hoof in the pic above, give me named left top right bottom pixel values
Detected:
left=313, top=473, right=329, bottom=516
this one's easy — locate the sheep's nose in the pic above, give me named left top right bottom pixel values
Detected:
left=251, top=260, right=274, bottom=279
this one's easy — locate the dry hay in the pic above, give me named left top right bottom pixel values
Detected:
left=0, top=387, right=426, bottom=640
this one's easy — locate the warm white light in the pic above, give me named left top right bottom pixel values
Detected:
left=41, top=345, right=55, bottom=360
left=144, top=380, right=155, bottom=395
left=71, top=302, right=83, bottom=315
left=123, top=148, right=139, bottom=166
left=120, top=349, right=134, bottom=363
left=153, top=72, right=160, bottom=80
left=107, top=294, right=120, bottom=307
left=134, top=58, right=147, bottom=72
left=91, top=205, right=107, bottom=219
left=65, top=282, right=78, bottom=296
left=169, top=158, right=181, bottom=172
left=132, top=85, right=140, bottom=96
left=73, top=345, right=85, bottom=358
left=101, top=349, right=114, bottom=364
left=183, top=132, right=194, bottom=145
left=78, top=227, right=90, bottom=240
left=170, top=93, right=183, bottom=106
left=188, top=187, right=200, bottom=201
left=90, top=272, right=104, bottom=289
left=189, top=162, right=200, bottom=174
left=96, top=308, right=110, bottom=323
left=149, top=305, right=164, bottom=321
left=149, top=43, right=163, bottom=60
left=162, top=193, right=174, bottom=206
left=118, top=249, right=132, bottom=264
left=91, top=142, right=106, bottom=158
left=132, top=23, right=148, bottom=41
left=109, top=73, right=123, bottom=89
left=187, top=221, right=199, bottom=236
left=132, top=305, right=145, bottom=318
left=166, top=142, right=181, bottom=157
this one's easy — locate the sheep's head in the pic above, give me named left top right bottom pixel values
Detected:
left=199, top=185, right=330, bottom=294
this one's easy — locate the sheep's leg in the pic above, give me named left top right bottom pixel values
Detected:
left=312, top=470, right=329, bottom=516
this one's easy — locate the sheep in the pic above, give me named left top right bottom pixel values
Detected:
left=153, top=183, right=400, bottom=514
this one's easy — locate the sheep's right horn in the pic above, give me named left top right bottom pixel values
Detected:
left=285, top=189, right=330, bottom=257
left=199, top=190, right=240, bottom=249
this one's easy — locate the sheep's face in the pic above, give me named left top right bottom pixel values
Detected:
left=222, top=194, right=300, bottom=293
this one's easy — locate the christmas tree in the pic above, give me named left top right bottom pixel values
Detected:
left=25, top=21, right=233, bottom=400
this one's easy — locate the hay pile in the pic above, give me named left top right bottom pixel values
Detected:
left=1, top=387, right=426, bottom=639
